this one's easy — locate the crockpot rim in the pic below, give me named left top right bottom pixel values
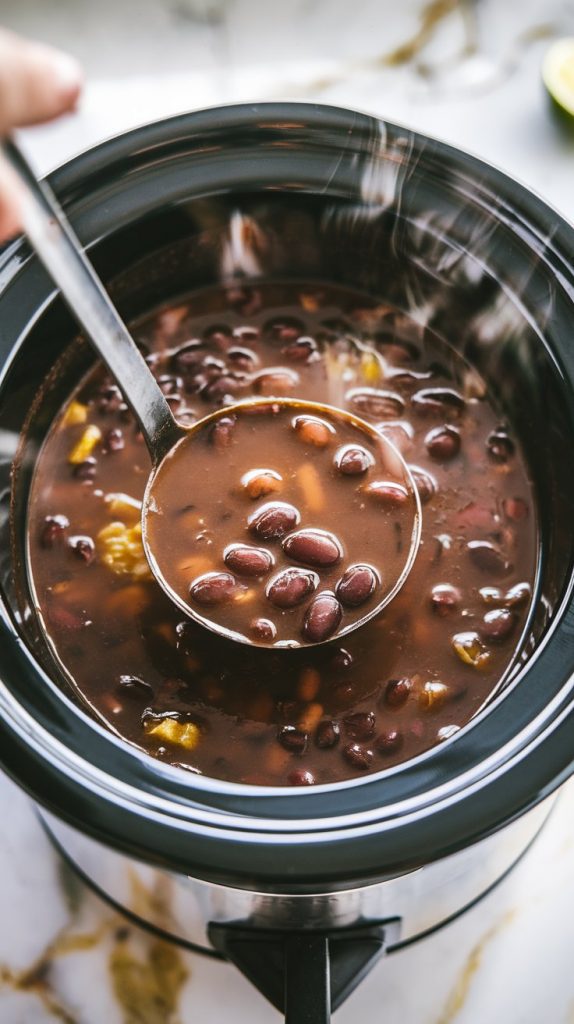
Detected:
left=1, top=101, right=574, bottom=889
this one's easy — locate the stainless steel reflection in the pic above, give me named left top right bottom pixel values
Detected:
left=41, top=798, right=552, bottom=952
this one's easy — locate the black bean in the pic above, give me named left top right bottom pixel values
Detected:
left=283, top=529, right=342, bottom=568
left=315, top=719, right=340, bottom=749
left=172, top=341, right=207, bottom=374
left=224, top=545, right=273, bottom=577
left=117, top=674, right=154, bottom=698
left=96, top=384, right=123, bottom=414
left=364, top=481, right=409, bottom=507
left=189, top=571, right=239, bottom=606
left=505, top=582, right=531, bottom=607
left=205, top=324, right=233, bottom=348
left=293, top=416, right=334, bottom=448
left=242, top=469, right=282, bottom=499
left=267, top=567, right=318, bottom=609
left=68, top=535, right=95, bottom=564
left=430, top=584, right=461, bottom=617
left=249, top=501, right=300, bottom=540
left=210, top=415, right=236, bottom=450
left=375, top=729, right=404, bottom=755
left=486, top=429, right=515, bottom=463
left=377, top=421, right=413, bottom=453
left=336, top=565, right=378, bottom=608
left=104, top=428, right=124, bottom=452
left=202, top=372, right=250, bottom=401
left=481, top=608, right=516, bottom=643
left=425, top=425, right=461, bottom=461
left=73, top=457, right=97, bottom=481
left=288, top=768, right=315, bottom=785
left=384, top=678, right=412, bottom=708
left=343, top=711, right=376, bottom=739
left=233, top=325, right=260, bottom=344
left=158, top=374, right=183, bottom=395
left=40, top=514, right=69, bottom=548
left=331, top=648, right=353, bottom=671
left=333, top=445, right=374, bottom=476
left=253, top=368, right=299, bottom=396
left=467, top=540, right=513, bottom=576
left=342, top=743, right=373, bottom=769
left=227, top=346, right=259, bottom=371
left=265, top=317, right=305, bottom=344
left=281, top=336, right=318, bottom=363
left=302, top=593, right=343, bottom=643
left=411, top=388, right=466, bottom=417
left=408, top=465, right=437, bottom=504
left=250, top=617, right=277, bottom=641
left=277, top=725, right=308, bottom=753
left=346, top=387, right=405, bottom=420
left=204, top=355, right=227, bottom=374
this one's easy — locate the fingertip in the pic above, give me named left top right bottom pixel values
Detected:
left=0, top=159, right=23, bottom=245
left=50, top=52, right=83, bottom=110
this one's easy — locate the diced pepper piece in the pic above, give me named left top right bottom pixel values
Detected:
left=361, top=351, right=382, bottom=385
left=68, top=424, right=102, bottom=464
left=105, top=492, right=143, bottom=519
left=97, top=521, right=151, bottom=579
left=145, top=718, right=200, bottom=751
left=60, top=400, right=88, bottom=428
left=297, top=462, right=324, bottom=512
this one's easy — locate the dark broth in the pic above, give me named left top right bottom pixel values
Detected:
left=26, top=282, right=538, bottom=786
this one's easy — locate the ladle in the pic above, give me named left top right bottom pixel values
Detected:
left=3, top=136, right=421, bottom=647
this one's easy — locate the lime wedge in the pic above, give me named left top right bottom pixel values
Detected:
left=542, top=37, right=574, bottom=120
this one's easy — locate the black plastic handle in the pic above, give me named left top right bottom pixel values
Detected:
left=209, top=918, right=397, bottom=1022
left=285, top=934, right=331, bottom=1024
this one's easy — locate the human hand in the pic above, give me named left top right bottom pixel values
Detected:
left=0, top=28, right=82, bottom=242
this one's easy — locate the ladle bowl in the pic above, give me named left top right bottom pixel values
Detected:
left=141, top=396, right=422, bottom=647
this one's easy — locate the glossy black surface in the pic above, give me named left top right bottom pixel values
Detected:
left=0, top=104, right=573, bottom=890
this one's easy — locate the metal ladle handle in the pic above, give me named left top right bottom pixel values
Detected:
left=1, top=137, right=182, bottom=465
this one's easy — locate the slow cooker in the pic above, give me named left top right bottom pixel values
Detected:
left=0, top=103, right=573, bottom=1022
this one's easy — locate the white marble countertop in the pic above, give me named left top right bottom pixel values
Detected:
left=1, top=0, right=574, bottom=1021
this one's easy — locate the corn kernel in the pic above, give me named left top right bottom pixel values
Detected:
left=105, top=493, right=142, bottom=519
left=68, top=424, right=102, bottom=464
left=145, top=718, right=200, bottom=751
left=298, top=667, right=321, bottom=702
left=361, top=351, right=382, bottom=385
left=299, top=292, right=320, bottom=312
left=60, top=401, right=88, bottom=428
left=97, top=521, right=151, bottom=579
left=298, top=702, right=324, bottom=733
left=452, top=632, right=491, bottom=670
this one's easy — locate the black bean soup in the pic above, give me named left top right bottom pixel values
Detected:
left=27, top=283, right=537, bottom=786
left=144, top=400, right=420, bottom=646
